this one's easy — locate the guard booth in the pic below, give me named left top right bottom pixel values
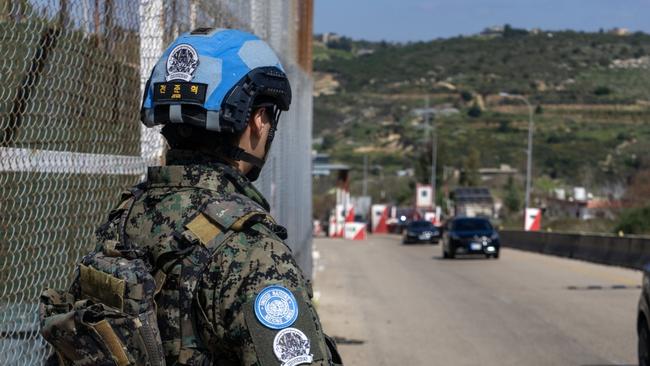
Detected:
left=451, top=187, right=495, bottom=218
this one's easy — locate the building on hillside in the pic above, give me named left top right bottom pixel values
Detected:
left=322, top=32, right=342, bottom=44
left=481, top=26, right=504, bottom=37
left=609, top=27, right=630, bottom=36
left=356, top=48, right=375, bottom=56
left=478, top=164, right=518, bottom=185
left=545, top=197, right=623, bottom=220
left=312, top=153, right=349, bottom=176
left=451, top=187, right=495, bottom=218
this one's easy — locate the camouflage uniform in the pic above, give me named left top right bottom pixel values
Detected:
left=93, top=149, right=338, bottom=365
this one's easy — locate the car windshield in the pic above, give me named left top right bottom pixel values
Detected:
left=452, top=219, right=492, bottom=231
left=409, top=221, right=433, bottom=229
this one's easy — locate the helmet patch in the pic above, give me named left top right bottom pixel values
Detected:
left=166, top=44, right=200, bottom=81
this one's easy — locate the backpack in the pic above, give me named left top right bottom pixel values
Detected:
left=39, top=186, right=259, bottom=365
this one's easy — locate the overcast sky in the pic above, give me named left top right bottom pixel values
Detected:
left=314, top=0, right=650, bottom=42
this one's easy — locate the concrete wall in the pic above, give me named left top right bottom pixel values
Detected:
left=500, top=230, right=650, bottom=270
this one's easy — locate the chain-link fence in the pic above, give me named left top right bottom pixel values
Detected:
left=0, top=1, right=313, bottom=364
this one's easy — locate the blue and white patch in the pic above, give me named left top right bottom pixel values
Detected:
left=254, top=285, right=298, bottom=329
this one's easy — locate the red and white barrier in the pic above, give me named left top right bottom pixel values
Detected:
left=424, top=206, right=442, bottom=227
left=345, top=206, right=355, bottom=224
left=328, top=214, right=338, bottom=237
left=344, top=223, right=367, bottom=241
left=525, top=208, right=542, bottom=231
left=371, top=204, right=389, bottom=233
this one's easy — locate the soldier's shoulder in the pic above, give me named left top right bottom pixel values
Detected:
left=188, top=192, right=285, bottom=245
left=201, top=192, right=269, bottom=231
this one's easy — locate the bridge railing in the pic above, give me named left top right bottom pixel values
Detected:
left=501, top=230, right=650, bottom=270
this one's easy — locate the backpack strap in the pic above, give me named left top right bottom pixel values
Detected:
left=176, top=193, right=273, bottom=364
left=118, top=184, right=146, bottom=252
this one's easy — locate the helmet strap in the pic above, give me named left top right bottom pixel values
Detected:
left=223, top=108, right=281, bottom=181
left=224, top=145, right=266, bottom=181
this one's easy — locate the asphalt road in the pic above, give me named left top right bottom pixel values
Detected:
left=312, top=235, right=642, bottom=366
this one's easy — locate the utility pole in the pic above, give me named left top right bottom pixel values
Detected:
left=424, top=96, right=437, bottom=209
left=499, top=92, right=534, bottom=210
left=431, top=105, right=437, bottom=210
left=362, top=155, right=368, bottom=197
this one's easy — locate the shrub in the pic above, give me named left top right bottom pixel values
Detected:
left=467, top=105, right=482, bottom=118
left=593, top=86, right=612, bottom=96
left=614, top=206, right=650, bottom=235
left=460, top=90, right=473, bottom=102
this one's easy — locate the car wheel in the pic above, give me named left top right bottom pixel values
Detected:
left=640, top=319, right=650, bottom=366
left=448, top=248, right=456, bottom=259
left=443, top=250, right=449, bottom=259
left=494, top=250, right=500, bottom=259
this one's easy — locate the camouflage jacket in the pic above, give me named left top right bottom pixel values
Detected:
left=95, top=150, right=339, bottom=366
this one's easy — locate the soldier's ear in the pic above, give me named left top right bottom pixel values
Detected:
left=249, top=108, right=267, bottom=138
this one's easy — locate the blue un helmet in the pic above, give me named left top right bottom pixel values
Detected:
left=141, top=28, right=292, bottom=180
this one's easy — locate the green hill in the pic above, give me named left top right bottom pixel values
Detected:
left=312, top=29, right=650, bottom=229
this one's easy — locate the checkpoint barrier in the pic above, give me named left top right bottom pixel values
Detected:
left=371, top=204, right=389, bottom=234
left=500, top=230, right=650, bottom=270
left=344, top=223, right=367, bottom=241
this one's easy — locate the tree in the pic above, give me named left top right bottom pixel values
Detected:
left=460, top=90, right=473, bottom=102
left=467, top=105, right=482, bottom=118
left=503, top=24, right=529, bottom=38
left=614, top=206, right=650, bottom=235
left=460, top=147, right=480, bottom=186
left=504, top=176, right=522, bottom=213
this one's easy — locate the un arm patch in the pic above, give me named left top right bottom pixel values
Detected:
left=244, top=288, right=325, bottom=365
left=254, top=286, right=299, bottom=329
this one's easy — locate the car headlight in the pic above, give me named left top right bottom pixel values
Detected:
left=450, top=234, right=460, bottom=240
left=491, top=232, right=499, bottom=240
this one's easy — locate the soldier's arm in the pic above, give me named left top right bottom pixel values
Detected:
left=219, top=226, right=336, bottom=366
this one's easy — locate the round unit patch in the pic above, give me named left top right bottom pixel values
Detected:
left=273, top=328, right=313, bottom=366
left=254, top=285, right=298, bottom=329
left=166, top=44, right=199, bottom=81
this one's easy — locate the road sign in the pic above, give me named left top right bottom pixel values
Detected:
left=371, top=204, right=389, bottom=233
left=525, top=208, right=542, bottom=231
left=344, top=223, right=367, bottom=241
left=416, top=184, right=433, bottom=208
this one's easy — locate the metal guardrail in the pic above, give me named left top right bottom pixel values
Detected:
left=501, top=230, right=650, bottom=269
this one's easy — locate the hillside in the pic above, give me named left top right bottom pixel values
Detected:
left=312, top=29, right=650, bottom=230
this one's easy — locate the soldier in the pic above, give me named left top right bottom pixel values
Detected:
left=136, top=29, right=341, bottom=365
left=41, top=28, right=341, bottom=366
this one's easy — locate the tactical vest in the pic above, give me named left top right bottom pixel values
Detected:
left=40, top=183, right=281, bottom=366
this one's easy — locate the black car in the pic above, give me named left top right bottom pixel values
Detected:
left=402, top=220, right=440, bottom=244
left=638, top=265, right=650, bottom=365
left=442, top=217, right=500, bottom=259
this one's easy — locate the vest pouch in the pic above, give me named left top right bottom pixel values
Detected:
left=40, top=296, right=131, bottom=366
left=40, top=250, right=166, bottom=366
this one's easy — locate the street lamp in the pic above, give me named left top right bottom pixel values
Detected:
left=499, top=92, right=535, bottom=211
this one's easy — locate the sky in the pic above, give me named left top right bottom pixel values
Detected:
left=314, top=0, right=650, bottom=42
